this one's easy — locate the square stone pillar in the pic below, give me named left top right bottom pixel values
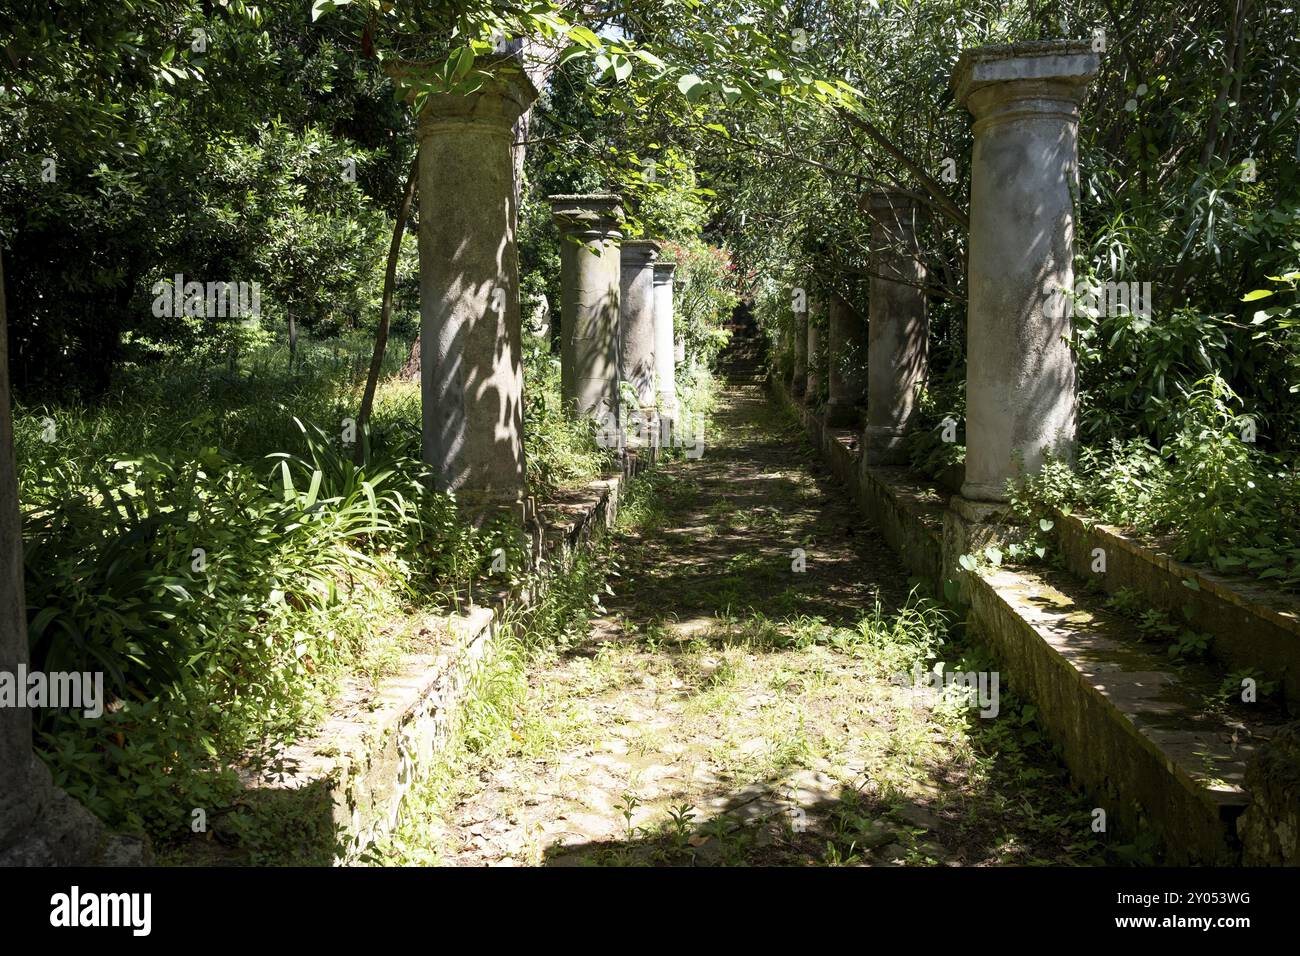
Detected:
left=550, top=194, right=624, bottom=424
left=396, top=59, right=539, bottom=515
left=862, top=191, right=929, bottom=465
left=953, top=41, right=1098, bottom=502
left=619, top=239, right=661, bottom=426
left=651, top=261, right=678, bottom=422
left=825, top=290, right=868, bottom=426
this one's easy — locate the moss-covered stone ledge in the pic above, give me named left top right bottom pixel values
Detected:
left=768, top=372, right=1293, bottom=863
left=963, top=564, right=1278, bottom=863
left=199, top=473, right=627, bottom=865
left=1051, top=510, right=1300, bottom=712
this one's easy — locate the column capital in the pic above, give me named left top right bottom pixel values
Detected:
left=550, top=193, right=624, bottom=240
left=621, top=239, right=661, bottom=269
left=388, top=57, right=539, bottom=139
left=953, top=40, right=1099, bottom=123
left=652, top=260, right=677, bottom=284
left=861, top=189, right=923, bottom=218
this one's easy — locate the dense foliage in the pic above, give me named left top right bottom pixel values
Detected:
left=4, top=0, right=1297, bottom=845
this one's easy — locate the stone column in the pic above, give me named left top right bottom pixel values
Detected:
left=619, top=240, right=660, bottom=419
left=862, top=191, right=929, bottom=465
left=791, top=288, right=809, bottom=398
left=550, top=194, right=623, bottom=422
left=652, top=262, right=678, bottom=420
left=825, top=290, right=868, bottom=426
left=805, top=294, right=825, bottom=402
left=953, top=41, right=1098, bottom=502
left=401, top=59, right=539, bottom=513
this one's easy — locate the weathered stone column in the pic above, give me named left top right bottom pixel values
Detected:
left=862, top=192, right=929, bottom=465
left=954, top=41, right=1098, bottom=502
left=401, top=59, right=539, bottom=512
left=805, top=293, right=825, bottom=402
left=825, top=290, right=868, bottom=426
left=619, top=240, right=661, bottom=416
left=652, top=261, right=678, bottom=420
left=791, top=288, right=809, bottom=398
left=550, top=194, right=623, bottom=422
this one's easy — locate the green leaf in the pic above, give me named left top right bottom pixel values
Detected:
left=633, top=49, right=666, bottom=71
left=678, top=73, right=707, bottom=101
left=1241, top=289, right=1274, bottom=301
left=311, top=0, right=350, bottom=21
left=449, top=46, right=475, bottom=82
left=567, top=25, right=602, bottom=49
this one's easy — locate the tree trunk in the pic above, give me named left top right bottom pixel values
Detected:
left=355, top=150, right=420, bottom=464
left=0, top=244, right=39, bottom=851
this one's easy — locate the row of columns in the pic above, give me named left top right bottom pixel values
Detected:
left=549, top=196, right=680, bottom=434
left=398, top=59, right=682, bottom=521
left=786, top=40, right=1098, bottom=503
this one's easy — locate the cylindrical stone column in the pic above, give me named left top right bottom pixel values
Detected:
left=825, top=290, right=868, bottom=426
left=619, top=240, right=661, bottom=416
left=954, top=41, right=1099, bottom=502
left=401, top=59, right=539, bottom=511
left=805, top=294, right=825, bottom=402
left=791, top=288, right=809, bottom=398
left=863, top=191, right=929, bottom=465
left=550, top=194, right=624, bottom=422
left=652, top=261, right=678, bottom=420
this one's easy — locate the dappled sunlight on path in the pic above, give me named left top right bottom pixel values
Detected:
left=376, top=339, right=1103, bottom=867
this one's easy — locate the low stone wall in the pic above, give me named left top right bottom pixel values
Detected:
left=1051, top=511, right=1300, bottom=712
left=769, top=372, right=1293, bottom=864
left=230, top=475, right=626, bottom=865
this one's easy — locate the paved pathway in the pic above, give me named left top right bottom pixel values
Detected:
left=383, top=338, right=1101, bottom=867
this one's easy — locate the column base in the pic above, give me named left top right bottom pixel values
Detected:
left=824, top=401, right=862, bottom=428
left=959, top=477, right=1011, bottom=503
left=863, top=425, right=910, bottom=466
left=0, top=757, right=148, bottom=866
left=942, top=494, right=1019, bottom=604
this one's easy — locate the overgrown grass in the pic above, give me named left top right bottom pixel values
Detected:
left=13, top=329, right=613, bottom=842
left=1014, top=374, right=1300, bottom=591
